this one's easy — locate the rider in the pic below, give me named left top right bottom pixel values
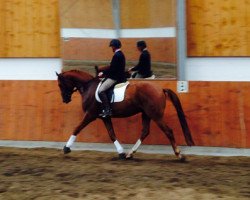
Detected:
left=98, top=39, right=126, bottom=118
left=129, top=40, right=152, bottom=78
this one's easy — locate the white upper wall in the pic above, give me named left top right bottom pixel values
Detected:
left=0, top=59, right=61, bottom=80
left=61, top=27, right=176, bottom=39
left=1, top=57, right=250, bottom=81
left=186, top=58, right=250, bottom=81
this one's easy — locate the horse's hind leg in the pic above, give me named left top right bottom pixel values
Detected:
left=126, top=113, right=151, bottom=158
left=156, top=119, right=185, bottom=161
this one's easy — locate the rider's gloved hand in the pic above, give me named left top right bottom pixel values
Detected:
left=98, top=72, right=104, bottom=77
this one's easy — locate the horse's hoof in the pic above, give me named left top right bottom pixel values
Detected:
left=118, top=153, right=126, bottom=160
left=179, top=155, right=186, bottom=163
left=126, top=155, right=134, bottom=160
left=63, top=146, right=71, bottom=154
left=126, top=153, right=134, bottom=160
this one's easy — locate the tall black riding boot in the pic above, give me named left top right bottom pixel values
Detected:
left=99, top=92, right=112, bottom=118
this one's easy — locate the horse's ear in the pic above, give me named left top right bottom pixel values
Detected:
left=94, top=66, right=99, bottom=77
left=56, top=71, right=63, bottom=80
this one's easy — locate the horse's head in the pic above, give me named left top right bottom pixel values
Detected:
left=56, top=72, right=77, bottom=104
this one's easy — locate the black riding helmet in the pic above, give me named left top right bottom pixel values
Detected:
left=137, top=40, right=147, bottom=48
left=109, top=39, right=121, bottom=48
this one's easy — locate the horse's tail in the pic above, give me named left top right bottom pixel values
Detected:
left=163, top=89, right=195, bottom=146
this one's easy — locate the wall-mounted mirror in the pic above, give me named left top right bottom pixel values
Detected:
left=59, top=0, right=177, bottom=79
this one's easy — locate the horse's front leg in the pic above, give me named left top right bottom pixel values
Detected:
left=102, top=118, right=126, bottom=160
left=64, top=112, right=95, bottom=154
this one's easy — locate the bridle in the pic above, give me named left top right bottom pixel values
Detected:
left=57, top=71, right=98, bottom=100
left=61, top=77, right=96, bottom=97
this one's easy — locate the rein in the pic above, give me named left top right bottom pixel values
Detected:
left=74, top=77, right=99, bottom=95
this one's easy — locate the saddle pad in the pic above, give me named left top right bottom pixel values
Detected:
left=95, top=81, right=129, bottom=103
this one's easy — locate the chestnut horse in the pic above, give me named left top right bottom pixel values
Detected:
left=56, top=70, right=194, bottom=160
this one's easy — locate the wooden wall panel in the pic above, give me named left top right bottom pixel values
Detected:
left=120, top=0, right=176, bottom=28
left=0, top=0, right=60, bottom=57
left=187, top=0, right=250, bottom=56
left=0, top=80, right=250, bottom=148
left=59, top=0, right=114, bottom=28
left=0, top=2, right=5, bottom=56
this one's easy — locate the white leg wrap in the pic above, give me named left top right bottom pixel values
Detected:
left=66, top=135, right=76, bottom=148
left=114, top=140, right=124, bottom=154
left=127, top=139, right=142, bottom=158
left=132, top=139, right=142, bottom=153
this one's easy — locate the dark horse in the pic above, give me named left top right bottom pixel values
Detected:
left=57, top=70, right=194, bottom=160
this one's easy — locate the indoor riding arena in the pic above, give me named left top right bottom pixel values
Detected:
left=0, top=1, right=250, bottom=200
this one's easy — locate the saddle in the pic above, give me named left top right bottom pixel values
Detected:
left=95, top=81, right=129, bottom=103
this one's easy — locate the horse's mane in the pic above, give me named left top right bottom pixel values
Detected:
left=62, top=69, right=93, bottom=77
left=62, top=70, right=95, bottom=82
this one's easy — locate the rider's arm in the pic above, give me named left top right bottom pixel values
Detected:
left=130, top=52, right=147, bottom=71
left=98, top=65, right=110, bottom=72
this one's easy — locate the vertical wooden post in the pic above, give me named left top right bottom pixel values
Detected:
left=177, top=0, right=187, bottom=81
left=112, top=0, right=121, bottom=38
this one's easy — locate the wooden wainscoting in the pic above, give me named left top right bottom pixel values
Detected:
left=0, top=80, right=249, bottom=148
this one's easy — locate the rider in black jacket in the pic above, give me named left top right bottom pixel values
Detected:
left=129, top=40, right=152, bottom=78
left=98, top=39, right=126, bottom=118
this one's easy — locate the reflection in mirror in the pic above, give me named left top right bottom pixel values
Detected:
left=59, top=0, right=176, bottom=79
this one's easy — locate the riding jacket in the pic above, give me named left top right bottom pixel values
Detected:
left=131, top=49, right=152, bottom=78
left=103, top=49, right=126, bottom=83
